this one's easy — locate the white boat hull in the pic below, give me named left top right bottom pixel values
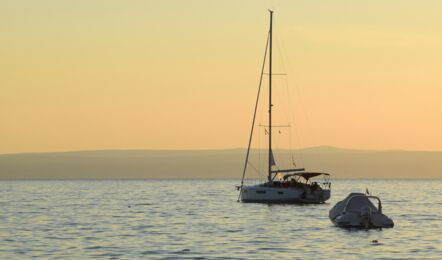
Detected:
left=240, top=184, right=330, bottom=203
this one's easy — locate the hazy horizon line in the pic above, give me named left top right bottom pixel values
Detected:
left=2, top=145, right=442, bottom=156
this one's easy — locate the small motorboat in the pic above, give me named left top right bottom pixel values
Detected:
left=329, top=193, right=394, bottom=229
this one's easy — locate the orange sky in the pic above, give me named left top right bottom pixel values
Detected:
left=1, top=1, right=442, bottom=154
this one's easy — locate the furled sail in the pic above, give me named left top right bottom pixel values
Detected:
left=270, top=149, right=276, bottom=166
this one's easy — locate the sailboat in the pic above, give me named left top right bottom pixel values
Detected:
left=238, top=10, right=331, bottom=203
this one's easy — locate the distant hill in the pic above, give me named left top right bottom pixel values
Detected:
left=0, top=147, right=441, bottom=179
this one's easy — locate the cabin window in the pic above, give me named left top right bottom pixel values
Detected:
left=256, top=190, right=266, bottom=194
left=278, top=191, right=284, bottom=195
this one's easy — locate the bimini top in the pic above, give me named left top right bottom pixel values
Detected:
left=283, top=172, right=330, bottom=181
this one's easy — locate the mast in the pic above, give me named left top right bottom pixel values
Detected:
left=268, top=10, right=273, bottom=182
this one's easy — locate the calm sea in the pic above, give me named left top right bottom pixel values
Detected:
left=0, top=179, right=440, bottom=259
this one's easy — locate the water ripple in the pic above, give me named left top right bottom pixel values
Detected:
left=0, top=179, right=441, bottom=259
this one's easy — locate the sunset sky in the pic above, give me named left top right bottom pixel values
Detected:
left=1, top=1, right=442, bottom=154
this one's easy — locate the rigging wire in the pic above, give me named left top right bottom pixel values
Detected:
left=276, top=31, right=314, bottom=168
left=276, top=32, right=327, bottom=171
left=247, top=161, right=264, bottom=179
left=237, top=32, right=270, bottom=202
left=274, top=31, right=302, bottom=168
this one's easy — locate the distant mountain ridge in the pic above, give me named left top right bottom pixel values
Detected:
left=0, top=147, right=441, bottom=179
